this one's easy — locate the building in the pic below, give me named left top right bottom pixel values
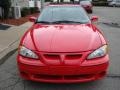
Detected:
left=11, top=0, right=29, bottom=8
left=11, top=0, right=42, bottom=8
left=10, top=0, right=42, bottom=19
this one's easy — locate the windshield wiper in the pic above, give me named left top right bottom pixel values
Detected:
left=36, top=20, right=86, bottom=24
left=36, top=21, right=52, bottom=24
left=52, top=20, right=85, bottom=24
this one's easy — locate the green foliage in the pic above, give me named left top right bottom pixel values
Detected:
left=93, top=2, right=108, bottom=6
left=93, top=0, right=107, bottom=2
left=21, top=7, right=31, bottom=17
left=21, top=7, right=39, bottom=17
left=92, top=0, right=108, bottom=6
left=45, top=0, right=51, bottom=2
left=30, top=7, right=39, bottom=14
left=0, top=0, right=11, bottom=19
left=0, top=0, right=11, bottom=8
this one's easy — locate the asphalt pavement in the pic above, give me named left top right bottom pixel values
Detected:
left=0, top=22, right=32, bottom=62
left=0, top=24, right=11, bottom=30
left=0, top=7, right=120, bottom=90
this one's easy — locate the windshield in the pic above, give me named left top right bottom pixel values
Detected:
left=37, top=6, right=90, bottom=24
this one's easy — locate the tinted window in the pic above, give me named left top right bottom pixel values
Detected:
left=37, top=6, right=90, bottom=24
left=80, top=0, right=92, bottom=1
left=80, top=1, right=91, bottom=4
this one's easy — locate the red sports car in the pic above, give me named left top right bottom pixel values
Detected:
left=17, top=4, right=109, bottom=83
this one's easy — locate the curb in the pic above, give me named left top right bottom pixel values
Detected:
left=0, top=22, right=33, bottom=64
left=0, top=40, right=19, bottom=65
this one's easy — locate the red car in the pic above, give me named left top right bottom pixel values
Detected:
left=80, top=0, right=93, bottom=13
left=17, top=4, right=109, bottom=83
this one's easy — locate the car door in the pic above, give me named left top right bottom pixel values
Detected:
left=118, top=0, right=120, bottom=6
left=116, top=0, right=120, bottom=6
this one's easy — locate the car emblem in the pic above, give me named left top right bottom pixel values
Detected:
left=60, top=55, right=65, bottom=64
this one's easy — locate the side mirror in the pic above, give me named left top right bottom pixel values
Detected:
left=29, top=17, right=37, bottom=22
left=91, top=16, right=99, bottom=23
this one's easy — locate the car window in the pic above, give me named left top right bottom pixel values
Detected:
left=37, top=6, right=90, bottom=24
left=80, top=0, right=92, bottom=2
left=80, top=1, right=91, bottom=4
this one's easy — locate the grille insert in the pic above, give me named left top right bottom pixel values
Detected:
left=42, top=53, right=83, bottom=65
left=65, top=54, right=82, bottom=60
left=44, top=54, right=60, bottom=60
left=33, top=74, right=94, bottom=80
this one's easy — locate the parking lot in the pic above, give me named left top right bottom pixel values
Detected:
left=0, top=7, right=120, bottom=90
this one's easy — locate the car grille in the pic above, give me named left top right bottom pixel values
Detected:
left=40, top=53, right=83, bottom=65
left=33, top=74, right=94, bottom=80
left=44, top=54, right=61, bottom=60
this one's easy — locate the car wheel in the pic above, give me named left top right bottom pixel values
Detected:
left=113, top=4, right=116, bottom=7
left=89, top=10, right=93, bottom=14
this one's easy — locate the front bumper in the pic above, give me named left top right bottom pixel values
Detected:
left=17, top=54, right=109, bottom=83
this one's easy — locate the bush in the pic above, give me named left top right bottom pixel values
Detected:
left=0, top=0, right=11, bottom=19
left=21, top=7, right=39, bottom=17
left=21, top=7, right=30, bottom=17
left=92, top=1, right=108, bottom=6
left=45, top=0, right=51, bottom=2
left=30, top=7, right=39, bottom=14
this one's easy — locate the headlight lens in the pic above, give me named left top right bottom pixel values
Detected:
left=87, top=45, right=108, bottom=60
left=19, top=46, right=39, bottom=59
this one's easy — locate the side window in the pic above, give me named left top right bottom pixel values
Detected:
left=116, top=0, right=120, bottom=2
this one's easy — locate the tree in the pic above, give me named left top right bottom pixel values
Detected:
left=0, top=0, right=11, bottom=19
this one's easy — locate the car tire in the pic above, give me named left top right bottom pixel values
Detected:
left=113, top=4, right=116, bottom=7
left=89, top=10, right=93, bottom=14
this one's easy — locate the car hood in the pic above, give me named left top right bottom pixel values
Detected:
left=31, top=24, right=102, bottom=52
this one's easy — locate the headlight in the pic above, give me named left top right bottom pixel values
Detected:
left=87, top=45, right=108, bottom=60
left=19, top=46, right=39, bottom=59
